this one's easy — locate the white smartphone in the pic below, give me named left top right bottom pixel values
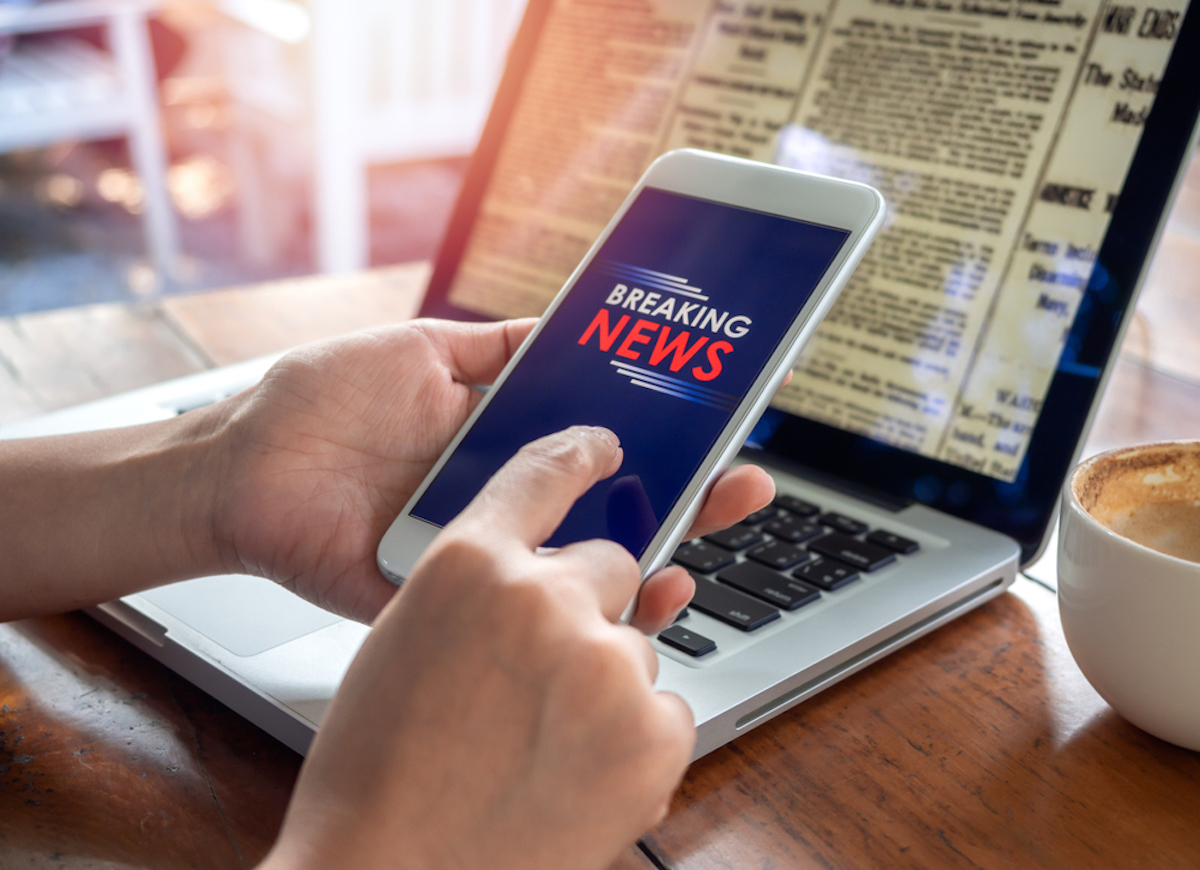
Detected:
left=377, top=149, right=885, bottom=589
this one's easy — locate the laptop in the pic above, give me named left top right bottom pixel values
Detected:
left=3, top=0, right=1197, bottom=759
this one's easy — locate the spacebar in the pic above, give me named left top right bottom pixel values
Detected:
left=687, top=574, right=780, bottom=632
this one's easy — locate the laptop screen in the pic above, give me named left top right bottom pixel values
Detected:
left=421, top=0, right=1200, bottom=561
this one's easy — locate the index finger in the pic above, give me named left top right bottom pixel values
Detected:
left=452, top=426, right=624, bottom=550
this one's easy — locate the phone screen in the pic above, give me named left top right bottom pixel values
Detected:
left=411, top=187, right=849, bottom=557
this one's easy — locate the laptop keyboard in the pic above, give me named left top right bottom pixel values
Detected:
left=657, top=493, right=920, bottom=658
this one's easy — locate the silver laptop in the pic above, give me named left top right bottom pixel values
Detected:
left=4, top=0, right=1197, bottom=758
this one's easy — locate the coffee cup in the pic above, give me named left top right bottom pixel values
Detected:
left=1058, top=440, right=1200, bottom=751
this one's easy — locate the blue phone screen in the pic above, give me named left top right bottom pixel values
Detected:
left=411, top=187, right=849, bottom=557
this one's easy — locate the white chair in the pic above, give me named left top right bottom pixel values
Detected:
left=216, top=0, right=525, bottom=274
left=0, top=0, right=178, bottom=281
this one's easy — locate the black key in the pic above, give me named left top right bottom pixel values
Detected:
left=717, top=562, right=820, bottom=611
left=687, top=573, right=780, bottom=631
left=673, top=540, right=735, bottom=574
left=658, top=624, right=716, bottom=657
left=808, top=532, right=897, bottom=572
left=775, top=495, right=820, bottom=516
left=747, top=540, right=811, bottom=571
left=743, top=506, right=779, bottom=526
left=793, top=557, right=860, bottom=591
left=672, top=607, right=691, bottom=624
left=818, top=511, right=869, bottom=535
left=762, top=513, right=823, bottom=544
left=704, top=524, right=764, bottom=552
left=868, top=529, right=920, bottom=554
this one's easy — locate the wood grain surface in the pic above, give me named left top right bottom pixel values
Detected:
left=160, top=262, right=427, bottom=367
left=0, top=613, right=297, bottom=869
left=0, top=302, right=208, bottom=426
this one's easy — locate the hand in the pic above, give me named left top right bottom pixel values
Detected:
left=211, top=319, right=777, bottom=625
left=260, top=427, right=695, bottom=870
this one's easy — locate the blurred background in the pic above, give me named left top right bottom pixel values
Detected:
left=0, top=0, right=526, bottom=317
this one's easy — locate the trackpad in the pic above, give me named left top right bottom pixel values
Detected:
left=139, top=575, right=343, bottom=657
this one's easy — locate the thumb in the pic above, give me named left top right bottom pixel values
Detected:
left=423, top=317, right=537, bottom=386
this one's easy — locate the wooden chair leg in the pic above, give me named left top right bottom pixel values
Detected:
left=228, top=123, right=280, bottom=268
left=309, top=0, right=368, bottom=275
left=110, top=7, right=178, bottom=285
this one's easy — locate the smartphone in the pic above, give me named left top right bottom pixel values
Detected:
left=376, top=149, right=885, bottom=587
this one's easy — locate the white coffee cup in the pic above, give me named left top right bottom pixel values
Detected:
left=1058, top=440, right=1200, bottom=751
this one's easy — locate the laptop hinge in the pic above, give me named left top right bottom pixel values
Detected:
left=742, top=447, right=913, bottom=512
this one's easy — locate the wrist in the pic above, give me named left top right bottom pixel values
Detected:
left=150, top=395, right=242, bottom=581
left=76, top=398, right=237, bottom=590
left=0, top=397, right=239, bottom=620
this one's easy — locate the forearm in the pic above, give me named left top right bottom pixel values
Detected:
left=0, top=403, right=233, bottom=621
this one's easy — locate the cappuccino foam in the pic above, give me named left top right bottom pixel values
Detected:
left=1104, top=500, right=1200, bottom=564
left=1073, top=444, right=1200, bottom=565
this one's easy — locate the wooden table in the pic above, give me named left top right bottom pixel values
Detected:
left=3, top=160, right=1200, bottom=867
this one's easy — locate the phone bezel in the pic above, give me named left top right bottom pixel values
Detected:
left=376, top=149, right=885, bottom=583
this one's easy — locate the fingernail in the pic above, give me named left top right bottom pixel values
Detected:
left=574, top=425, right=620, bottom=451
